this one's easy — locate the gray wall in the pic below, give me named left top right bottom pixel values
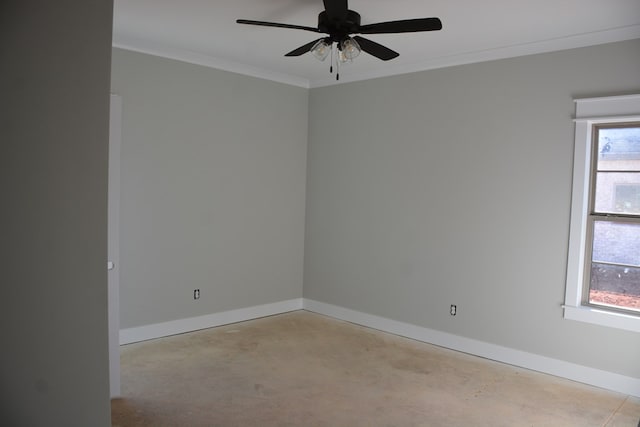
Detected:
left=0, top=1, right=113, bottom=425
left=111, top=49, right=308, bottom=329
left=304, top=39, right=640, bottom=378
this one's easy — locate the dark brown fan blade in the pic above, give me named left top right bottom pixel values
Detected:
left=285, top=38, right=325, bottom=56
left=358, top=17, right=442, bottom=34
left=323, top=0, right=348, bottom=21
left=353, top=36, right=399, bottom=61
left=236, top=19, right=320, bottom=33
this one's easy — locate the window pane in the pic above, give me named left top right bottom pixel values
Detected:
left=590, top=220, right=640, bottom=312
left=593, top=172, right=640, bottom=214
left=591, top=220, right=640, bottom=266
left=589, top=263, right=640, bottom=312
left=596, top=126, right=640, bottom=172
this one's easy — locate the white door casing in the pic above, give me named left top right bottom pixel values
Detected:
left=108, top=94, right=122, bottom=398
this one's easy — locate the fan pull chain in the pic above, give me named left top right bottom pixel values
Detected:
left=329, top=44, right=334, bottom=73
left=326, top=43, right=339, bottom=80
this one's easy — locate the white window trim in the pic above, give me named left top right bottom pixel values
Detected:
left=564, top=94, right=640, bottom=333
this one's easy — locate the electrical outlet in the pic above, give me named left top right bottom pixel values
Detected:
left=450, top=304, right=457, bottom=316
left=194, top=289, right=200, bottom=300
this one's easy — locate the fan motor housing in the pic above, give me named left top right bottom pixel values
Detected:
left=318, top=10, right=361, bottom=39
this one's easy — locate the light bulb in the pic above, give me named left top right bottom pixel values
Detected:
left=340, top=38, right=361, bottom=61
left=311, top=40, right=331, bottom=61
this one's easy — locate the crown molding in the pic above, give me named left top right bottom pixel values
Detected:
left=308, top=25, right=640, bottom=88
left=113, top=24, right=640, bottom=89
left=112, top=36, right=310, bottom=88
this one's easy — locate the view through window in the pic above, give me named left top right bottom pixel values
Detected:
left=587, top=124, right=640, bottom=313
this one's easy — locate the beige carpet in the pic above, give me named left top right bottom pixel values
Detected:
left=112, top=310, right=640, bottom=426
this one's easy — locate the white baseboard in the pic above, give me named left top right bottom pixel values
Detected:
left=303, top=299, right=640, bottom=398
left=118, top=296, right=639, bottom=398
left=119, top=298, right=303, bottom=345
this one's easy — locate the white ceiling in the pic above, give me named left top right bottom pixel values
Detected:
left=113, top=0, right=640, bottom=88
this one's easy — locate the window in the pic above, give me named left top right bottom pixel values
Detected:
left=586, top=124, right=640, bottom=313
left=564, top=94, right=640, bottom=332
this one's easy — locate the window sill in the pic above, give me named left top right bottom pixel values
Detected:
left=563, top=305, right=640, bottom=333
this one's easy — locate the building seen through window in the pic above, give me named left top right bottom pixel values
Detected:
left=588, top=125, right=640, bottom=313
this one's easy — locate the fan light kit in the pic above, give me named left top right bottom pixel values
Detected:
left=237, top=0, right=442, bottom=81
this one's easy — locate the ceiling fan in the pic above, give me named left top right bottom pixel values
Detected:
left=237, top=0, right=442, bottom=79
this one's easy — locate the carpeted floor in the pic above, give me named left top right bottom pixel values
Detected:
left=112, top=311, right=640, bottom=426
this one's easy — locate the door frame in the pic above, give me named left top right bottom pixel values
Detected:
left=108, top=94, right=122, bottom=398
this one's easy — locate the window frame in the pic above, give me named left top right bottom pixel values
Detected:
left=564, top=94, right=640, bottom=333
